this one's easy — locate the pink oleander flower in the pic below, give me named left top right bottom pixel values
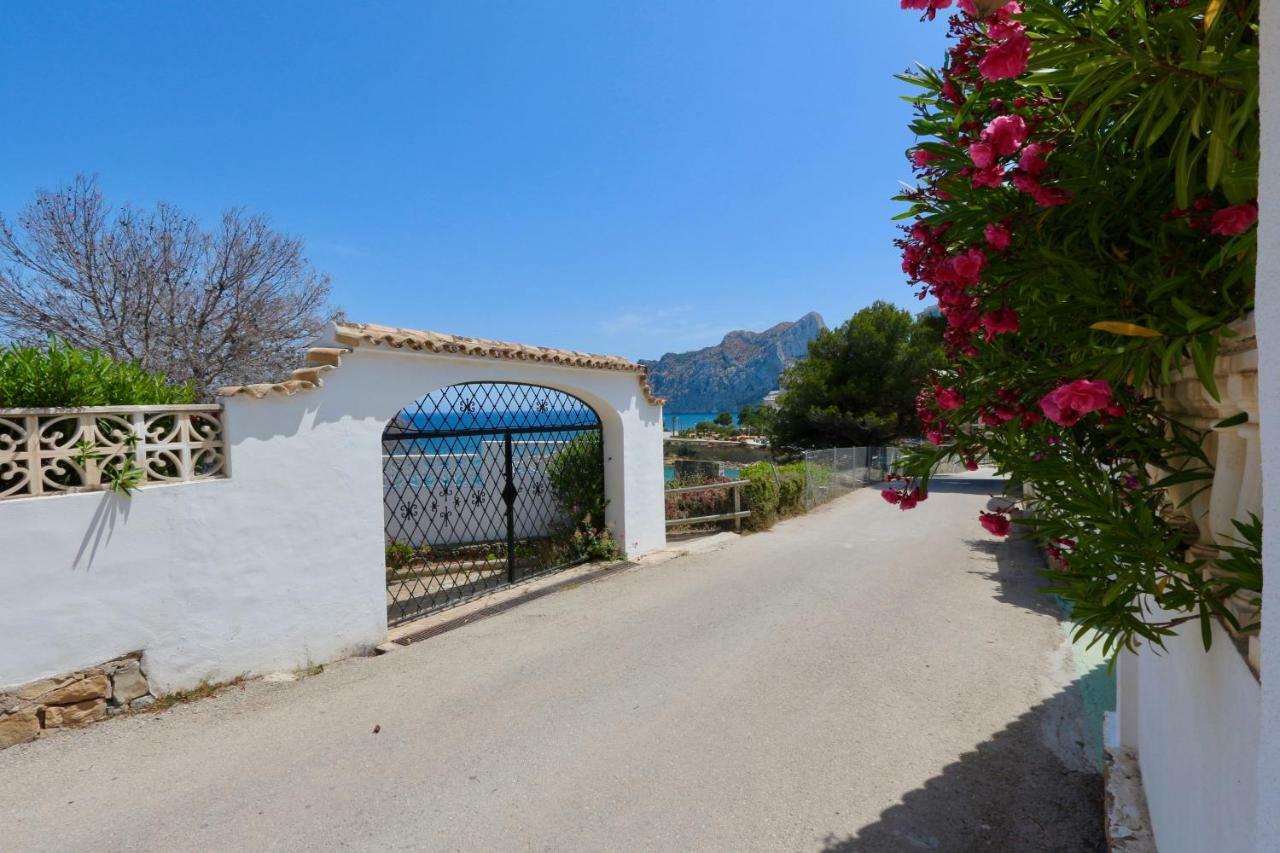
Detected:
left=978, top=29, right=1031, bottom=80
left=964, top=457, right=979, bottom=471
left=881, top=488, right=901, bottom=505
left=1038, top=379, right=1114, bottom=427
left=968, top=141, right=996, bottom=169
left=911, top=148, right=946, bottom=168
left=1018, top=142, right=1050, bottom=176
left=984, top=222, right=1011, bottom=250
left=1209, top=201, right=1259, bottom=236
left=981, top=305, right=1020, bottom=341
left=980, top=114, right=1028, bottom=156
left=936, top=387, right=964, bottom=410
left=901, top=0, right=953, bottom=20
left=1011, top=171, right=1040, bottom=195
left=926, top=428, right=946, bottom=446
left=948, top=247, right=987, bottom=283
left=971, top=166, right=1006, bottom=188
left=1032, top=184, right=1072, bottom=208
left=979, top=511, right=1011, bottom=537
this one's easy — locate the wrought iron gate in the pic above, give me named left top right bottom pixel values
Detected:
left=382, top=382, right=604, bottom=625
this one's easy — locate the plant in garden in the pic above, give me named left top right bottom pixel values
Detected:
left=547, top=431, right=607, bottom=530
left=0, top=338, right=196, bottom=407
left=566, top=526, right=623, bottom=561
left=385, top=541, right=416, bottom=576
left=893, top=0, right=1260, bottom=657
left=665, top=475, right=734, bottom=526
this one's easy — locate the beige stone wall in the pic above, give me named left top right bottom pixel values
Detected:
left=0, top=654, right=153, bottom=750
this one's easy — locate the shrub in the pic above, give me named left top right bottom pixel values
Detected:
left=741, top=462, right=780, bottom=530
left=567, top=526, right=622, bottom=561
left=775, top=463, right=807, bottom=513
left=665, top=475, right=732, bottom=526
left=0, top=338, right=195, bottom=407
left=385, top=541, right=415, bottom=576
left=547, top=431, right=606, bottom=529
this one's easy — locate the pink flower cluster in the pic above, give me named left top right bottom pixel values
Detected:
left=881, top=483, right=928, bottom=510
left=901, top=0, right=953, bottom=20
left=1169, top=198, right=1258, bottom=236
left=976, top=4, right=1030, bottom=82
left=979, top=511, right=1011, bottom=536
left=1037, top=379, right=1121, bottom=427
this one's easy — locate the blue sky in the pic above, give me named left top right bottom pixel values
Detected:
left=0, top=2, right=948, bottom=360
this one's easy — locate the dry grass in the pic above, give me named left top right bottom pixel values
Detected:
left=141, top=675, right=247, bottom=713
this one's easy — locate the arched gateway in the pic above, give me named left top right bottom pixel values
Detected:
left=383, top=382, right=606, bottom=624
left=219, top=320, right=667, bottom=631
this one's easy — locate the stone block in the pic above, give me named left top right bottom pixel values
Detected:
left=130, top=696, right=156, bottom=711
left=40, top=674, right=110, bottom=706
left=16, top=677, right=71, bottom=701
left=41, top=699, right=107, bottom=728
left=110, top=661, right=150, bottom=705
left=0, top=709, right=41, bottom=749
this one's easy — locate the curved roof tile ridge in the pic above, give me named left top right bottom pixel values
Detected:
left=217, top=321, right=664, bottom=405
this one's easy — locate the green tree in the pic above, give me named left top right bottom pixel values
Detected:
left=768, top=302, right=943, bottom=449
left=737, top=403, right=775, bottom=434
left=714, top=411, right=733, bottom=426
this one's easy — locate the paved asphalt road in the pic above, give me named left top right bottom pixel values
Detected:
left=0, top=473, right=1104, bottom=852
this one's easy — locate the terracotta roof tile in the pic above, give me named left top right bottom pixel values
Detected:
left=217, top=322, right=664, bottom=405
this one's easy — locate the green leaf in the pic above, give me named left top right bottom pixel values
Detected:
left=1213, top=411, right=1248, bottom=429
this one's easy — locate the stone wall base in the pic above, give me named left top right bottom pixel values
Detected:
left=1103, top=739, right=1157, bottom=852
left=0, top=653, right=154, bottom=750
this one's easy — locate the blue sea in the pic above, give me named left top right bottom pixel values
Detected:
left=663, top=412, right=738, bottom=432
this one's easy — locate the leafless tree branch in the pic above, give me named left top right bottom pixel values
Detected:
left=0, top=175, right=333, bottom=398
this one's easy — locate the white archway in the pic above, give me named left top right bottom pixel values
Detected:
left=219, top=320, right=667, bottom=629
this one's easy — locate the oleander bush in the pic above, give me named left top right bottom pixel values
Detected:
left=894, top=0, right=1260, bottom=657
left=0, top=338, right=196, bottom=407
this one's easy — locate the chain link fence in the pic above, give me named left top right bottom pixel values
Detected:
left=665, top=446, right=977, bottom=532
left=798, top=446, right=900, bottom=508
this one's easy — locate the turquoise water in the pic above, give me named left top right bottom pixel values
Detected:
left=664, top=412, right=738, bottom=432
left=663, top=464, right=739, bottom=482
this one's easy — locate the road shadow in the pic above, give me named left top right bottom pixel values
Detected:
left=919, top=474, right=1011, bottom=496
left=820, top=672, right=1106, bottom=853
left=964, top=536, right=1062, bottom=620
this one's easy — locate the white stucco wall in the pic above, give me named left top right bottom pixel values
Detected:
left=1257, top=2, right=1280, bottom=849
left=0, top=345, right=665, bottom=693
left=1119, top=615, right=1260, bottom=853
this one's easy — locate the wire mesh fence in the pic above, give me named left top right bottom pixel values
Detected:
left=664, top=445, right=977, bottom=533
left=797, top=446, right=900, bottom=509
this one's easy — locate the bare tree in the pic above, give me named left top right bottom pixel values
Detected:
left=0, top=175, right=333, bottom=397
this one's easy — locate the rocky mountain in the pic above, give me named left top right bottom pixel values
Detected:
left=641, top=312, right=825, bottom=412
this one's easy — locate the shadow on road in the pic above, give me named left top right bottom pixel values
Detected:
left=964, top=536, right=1062, bottom=620
left=918, top=474, right=1011, bottom=496
left=820, top=672, right=1106, bottom=853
